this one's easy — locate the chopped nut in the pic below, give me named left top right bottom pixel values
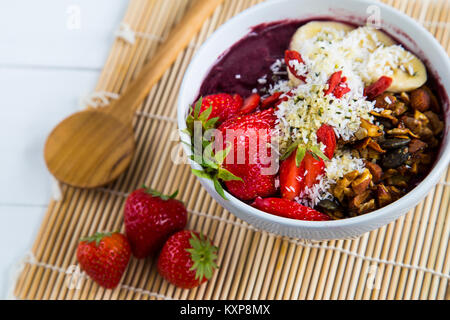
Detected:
left=367, top=148, right=382, bottom=160
left=402, top=115, right=433, bottom=139
left=351, top=169, right=372, bottom=195
left=424, top=111, right=444, bottom=135
left=408, top=139, right=427, bottom=153
left=410, top=87, right=431, bottom=112
left=375, top=93, right=396, bottom=108
left=422, top=86, right=440, bottom=112
left=367, top=140, right=386, bottom=153
left=386, top=175, right=408, bottom=188
left=409, top=162, right=418, bottom=174
left=332, top=170, right=359, bottom=202
left=360, top=118, right=383, bottom=137
left=344, top=170, right=360, bottom=181
left=349, top=190, right=371, bottom=210
left=387, top=127, right=420, bottom=139
left=383, top=169, right=397, bottom=180
left=364, top=161, right=383, bottom=183
left=390, top=101, right=408, bottom=116
left=358, top=199, right=376, bottom=214
left=370, top=110, right=398, bottom=125
left=399, top=92, right=410, bottom=103
left=355, top=127, right=368, bottom=140
left=388, top=186, right=402, bottom=199
left=344, top=187, right=354, bottom=198
left=355, top=137, right=372, bottom=150
left=377, top=184, right=392, bottom=207
left=414, top=110, right=429, bottom=124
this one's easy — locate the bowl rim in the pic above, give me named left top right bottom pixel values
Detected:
left=177, top=0, right=450, bottom=229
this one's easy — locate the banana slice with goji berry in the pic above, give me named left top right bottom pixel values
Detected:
left=345, top=27, right=427, bottom=92
left=286, top=21, right=427, bottom=93
left=363, top=45, right=427, bottom=93
left=288, top=21, right=354, bottom=86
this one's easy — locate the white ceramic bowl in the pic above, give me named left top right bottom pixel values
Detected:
left=178, top=0, right=450, bottom=240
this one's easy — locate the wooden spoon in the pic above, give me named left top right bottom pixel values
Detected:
left=44, top=0, right=224, bottom=188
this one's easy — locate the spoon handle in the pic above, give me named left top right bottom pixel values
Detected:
left=107, top=0, right=224, bottom=123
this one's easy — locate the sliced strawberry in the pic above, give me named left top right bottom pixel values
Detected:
left=196, top=93, right=243, bottom=123
left=302, top=151, right=325, bottom=190
left=239, top=93, right=260, bottom=115
left=364, top=76, right=393, bottom=100
left=316, top=124, right=336, bottom=159
left=252, top=197, right=330, bottom=221
left=216, top=109, right=277, bottom=200
left=261, top=92, right=283, bottom=109
left=279, top=151, right=305, bottom=200
left=232, top=93, right=243, bottom=109
left=285, top=50, right=306, bottom=81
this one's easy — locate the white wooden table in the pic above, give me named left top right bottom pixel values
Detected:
left=0, top=0, right=129, bottom=298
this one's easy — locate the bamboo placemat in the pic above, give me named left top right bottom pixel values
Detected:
left=12, top=0, right=449, bottom=300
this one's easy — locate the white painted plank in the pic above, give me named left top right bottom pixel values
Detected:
left=0, top=205, right=46, bottom=298
left=0, top=0, right=129, bottom=69
left=0, top=68, right=100, bottom=206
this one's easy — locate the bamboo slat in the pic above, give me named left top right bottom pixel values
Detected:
left=12, top=0, right=450, bottom=300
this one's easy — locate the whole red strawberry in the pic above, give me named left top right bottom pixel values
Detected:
left=197, top=93, right=243, bottom=123
left=215, top=108, right=278, bottom=200
left=76, top=231, right=131, bottom=289
left=157, top=230, right=218, bottom=289
left=124, top=187, right=187, bottom=258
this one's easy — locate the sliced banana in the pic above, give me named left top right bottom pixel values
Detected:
left=365, top=45, right=427, bottom=92
left=288, top=21, right=354, bottom=86
left=345, top=26, right=396, bottom=52
left=290, top=21, right=354, bottom=52
left=285, top=22, right=427, bottom=93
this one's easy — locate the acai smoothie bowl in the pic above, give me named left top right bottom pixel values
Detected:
left=178, top=0, right=450, bottom=240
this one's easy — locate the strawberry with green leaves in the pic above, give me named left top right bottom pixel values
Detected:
left=184, top=98, right=246, bottom=200
left=192, top=93, right=243, bottom=124
left=124, top=187, right=187, bottom=258
left=157, top=230, right=218, bottom=289
left=76, top=231, right=131, bottom=289
left=215, top=108, right=278, bottom=201
left=279, top=123, right=335, bottom=200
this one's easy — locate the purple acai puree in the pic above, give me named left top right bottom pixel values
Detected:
left=198, top=20, right=302, bottom=99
